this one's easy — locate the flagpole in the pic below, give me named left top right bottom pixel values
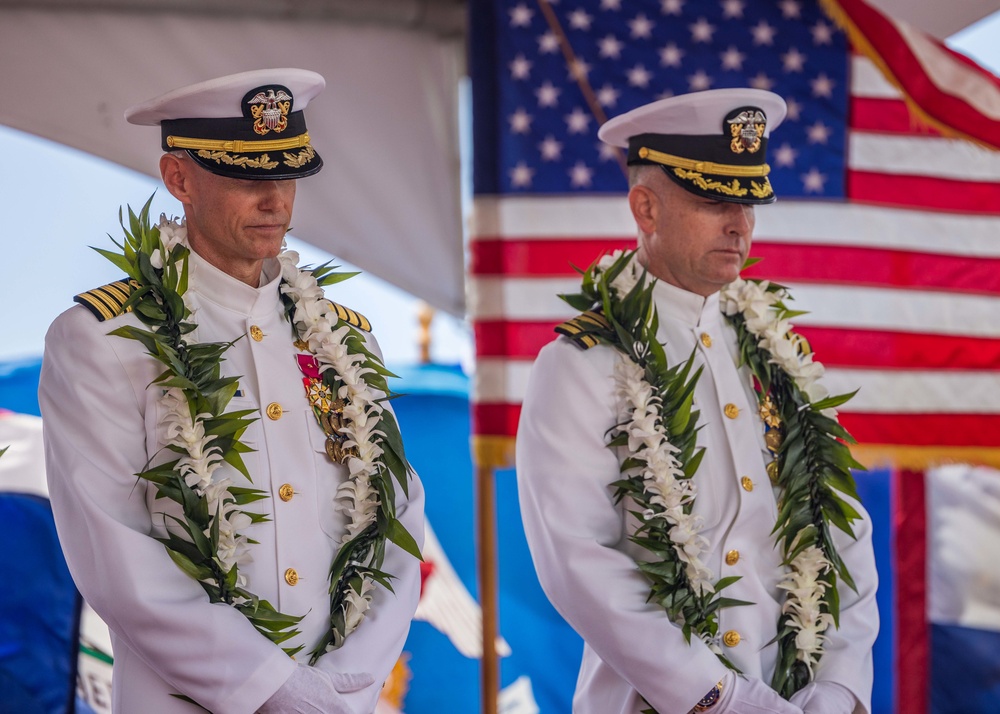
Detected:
left=477, top=460, right=499, bottom=714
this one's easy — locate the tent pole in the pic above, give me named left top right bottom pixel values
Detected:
left=477, top=461, right=499, bottom=714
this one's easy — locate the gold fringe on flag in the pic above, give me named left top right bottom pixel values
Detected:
left=472, top=435, right=517, bottom=471
left=854, top=444, right=1000, bottom=471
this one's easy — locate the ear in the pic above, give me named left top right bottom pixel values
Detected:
left=628, top=184, right=658, bottom=236
left=159, top=153, right=191, bottom=204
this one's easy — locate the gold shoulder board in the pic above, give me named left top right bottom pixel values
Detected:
left=328, top=301, right=372, bottom=332
left=73, top=278, right=138, bottom=322
left=554, top=310, right=609, bottom=350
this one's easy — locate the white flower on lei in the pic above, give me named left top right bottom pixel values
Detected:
left=159, top=387, right=223, bottom=492
left=597, top=249, right=643, bottom=298
left=720, top=278, right=831, bottom=406
left=150, top=215, right=187, bottom=269
left=777, top=543, right=835, bottom=675
left=214, top=513, right=252, bottom=572
left=614, top=356, right=714, bottom=596
left=151, top=218, right=258, bottom=580
left=331, top=578, right=377, bottom=648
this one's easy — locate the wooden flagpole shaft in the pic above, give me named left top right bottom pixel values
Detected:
left=477, top=461, right=499, bottom=714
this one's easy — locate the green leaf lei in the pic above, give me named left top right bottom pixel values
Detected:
left=99, top=196, right=419, bottom=663
left=560, top=250, right=864, bottom=704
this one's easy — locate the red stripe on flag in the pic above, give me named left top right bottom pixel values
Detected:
left=475, top=320, right=1000, bottom=371
left=746, top=243, right=1000, bottom=295
left=841, top=413, right=1000, bottom=447
left=850, top=96, right=943, bottom=136
left=475, top=406, right=1000, bottom=446
left=894, top=468, right=929, bottom=714
left=470, top=238, right=633, bottom=276
left=474, top=239, right=1000, bottom=294
left=798, top=327, right=1000, bottom=371
left=475, top=321, right=559, bottom=359
left=847, top=171, right=1000, bottom=214
left=472, top=402, right=522, bottom=440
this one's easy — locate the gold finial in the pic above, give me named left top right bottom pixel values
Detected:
left=417, top=302, right=435, bottom=364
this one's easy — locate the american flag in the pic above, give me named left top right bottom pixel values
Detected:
left=468, top=0, right=1000, bottom=471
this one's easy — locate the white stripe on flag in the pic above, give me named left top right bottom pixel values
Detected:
left=755, top=202, right=1000, bottom=258
left=825, top=368, right=1000, bottom=414
left=470, top=276, right=1000, bottom=338
left=472, top=196, right=1000, bottom=259
left=474, top=359, right=533, bottom=403
left=787, top=283, right=1000, bottom=338
left=849, top=132, right=1000, bottom=181
left=475, top=357, right=1000, bottom=414
left=851, top=55, right=902, bottom=98
left=472, top=195, right=634, bottom=238
left=468, top=276, right=580, bottom=320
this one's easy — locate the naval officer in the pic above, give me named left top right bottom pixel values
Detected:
left=41, top=68, right=424, bottom=714
left=516, top=88, right=878, bottom=714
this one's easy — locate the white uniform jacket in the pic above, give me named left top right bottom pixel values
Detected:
left=41, top=251, right=424, bottom=714
left=516, top=279, right=878, bottom=714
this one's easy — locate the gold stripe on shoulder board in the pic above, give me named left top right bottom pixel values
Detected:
left=555, top=310, right=609, bottom=349
left=73, top=279, right=139, bottom=322
left=327, top=301, right=372, bottom=332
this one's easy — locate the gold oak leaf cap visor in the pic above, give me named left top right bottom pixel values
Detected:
left=125, top=68, right=325, bottom=180
left=598, top=88, right=787, bottom=205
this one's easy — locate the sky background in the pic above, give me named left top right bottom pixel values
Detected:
left=1, top=10, right=998, bottom=369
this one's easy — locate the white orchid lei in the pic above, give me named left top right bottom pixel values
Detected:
left=559, top=250, right=864, bottom=702
left=98, top=197, right=419, bottom=663
left=720, top=272, right=864, bottom=695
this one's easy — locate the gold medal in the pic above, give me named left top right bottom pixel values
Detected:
left=758, top=393, right=781, bottom=428
left=765, top=429, right=783, bottom=452
left=767, top=460, right=779, bottom=484
left=306, top=379, right=333, bottom=412
left=325, top=436, right=354, bottom=463
left=325, top=411, right=343, bottom=434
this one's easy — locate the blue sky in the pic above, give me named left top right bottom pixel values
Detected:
left=1, top=11, right=998, bottom=367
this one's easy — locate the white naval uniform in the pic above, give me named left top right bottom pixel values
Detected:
left=40, top=250, right=424, bottom=714
left=516, top=279, right=878, bottom=714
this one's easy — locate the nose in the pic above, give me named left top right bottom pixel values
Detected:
left=726, top=203, right=754, bottom=236
left=256, top=180, right=286, bottom=210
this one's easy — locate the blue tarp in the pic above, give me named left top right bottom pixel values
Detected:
left=0, top=493, right=81, bottom=714
left=0, top=356, right=42, bottom=417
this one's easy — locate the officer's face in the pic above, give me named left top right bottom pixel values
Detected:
left=631, top=171, right=754, bottom=297
left=162, top=154, right=296, bottom=285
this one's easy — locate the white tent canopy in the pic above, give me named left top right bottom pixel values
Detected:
left=0, top=0, right=993, bottom=316
left=0, top=0, right=466, bottom=314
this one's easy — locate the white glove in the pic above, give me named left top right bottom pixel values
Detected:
left=258, top=663, right=375, bottom=714
left=789, top=682, right=857, bottom=714
left=714, top=672, right=804, bottom=714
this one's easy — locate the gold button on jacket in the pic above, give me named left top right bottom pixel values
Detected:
left=249, top=325, right=264, bottom=341
left=724, top=403, right=739, bottom=419
left=266, top=402, right=283, bottom=420
left=741, top=476, right=754, bottom=492
left=723, top=630, right=741, bottom=647
left=725, top=550, right=740, bottom=566
left=700, top=332, right=713, bottom=348
left=284, top=568, right=299, bottom=586
left=278, top=483, right=294, bottom=502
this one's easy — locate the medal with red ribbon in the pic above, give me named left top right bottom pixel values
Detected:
left=296, top=352, right=354, bottom=463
